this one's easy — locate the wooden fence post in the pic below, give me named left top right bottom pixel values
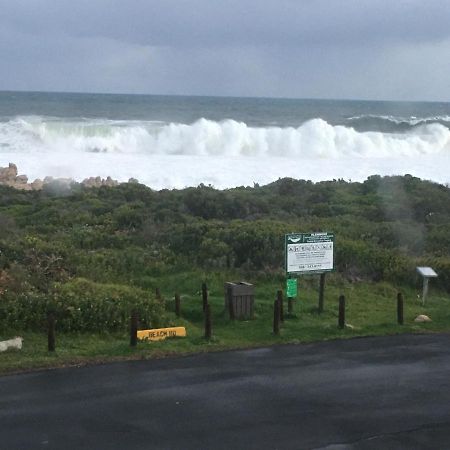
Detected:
left=130, top=310, right=138, bottom=347
left=273, top=299, right=280, bottom=335
left=202, top=283, right=208, bottom=312
left=338, top=295, right=345, bottom=329
left=277, top=290, right=284, bottom=323
left=318, top=273, right=326, bottom=313
left=397, top=292, right=404, bottom=325
left=205, top=303, right=212, bottom=339
left=175, top=292, right=181, bottom=317
left=155, top=287, right=161, bottom=301
left=47, top=311, right=56, bottom=352
left=288, top=296, right=293, bottom=314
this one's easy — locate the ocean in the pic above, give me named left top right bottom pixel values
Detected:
left=1, top=91, right=449, bottom=189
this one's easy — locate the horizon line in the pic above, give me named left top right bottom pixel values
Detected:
left=0, top=88, right=448, bottom=105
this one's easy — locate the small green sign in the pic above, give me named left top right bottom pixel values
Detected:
left=286, top=278, right=298, bottom=298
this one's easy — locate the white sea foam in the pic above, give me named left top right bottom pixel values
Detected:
left=347, top=114, right=450, bottom=126
left=1, top=116, right=450, bottom=189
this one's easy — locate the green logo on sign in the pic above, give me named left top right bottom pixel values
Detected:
left=286, top=278, right=298, bottom=298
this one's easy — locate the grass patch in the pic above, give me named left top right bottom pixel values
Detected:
left=1, top=273, right=449, bottom=374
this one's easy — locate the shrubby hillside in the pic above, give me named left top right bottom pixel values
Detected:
left=1, top=175, right=449, bottom=330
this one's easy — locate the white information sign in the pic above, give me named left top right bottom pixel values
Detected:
left=285, top=232, right=334, bottom=275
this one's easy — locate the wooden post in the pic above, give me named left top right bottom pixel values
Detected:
left=155, top=287, right=161, bottom=301
left=202, top=283, right=208, bottom=312
left=277, top=290, right=284, bottom=323
left=175, top=292, right=181, bottom=317
left=288, top=297, right=293, bottom=314
left=273, top=300, right=280, bottom=335
left=338, top=295, right=345, bottom=329
left=397, top=292, right=404, bottom=325
left=204, top=303, right=212, bottom=339
left=130, top=310, right=138, bottom=347
left=286, top=275, right=294, bottom=314
left=422, top=277, right=429, bottom=306
left=318, top=273, right=326, bottom=313
left=47, top=311, right=55, bottom=352
left=228, top=286, right=235, bottom=320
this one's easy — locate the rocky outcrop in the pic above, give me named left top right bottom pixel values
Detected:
left=0, top=163, right=18, bottom=182
left=0, top=163, right=126, bottom=191
left=31, top=179, right=44, bottom=190
left=81, top=176, right=119, bottom=188
left=0, top=163, right=33, bottom=190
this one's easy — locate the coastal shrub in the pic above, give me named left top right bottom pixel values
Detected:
left=0, top=291, right=48, bottom=332
left=54, top=278, right=165, bottom=332
left=335, top=238, right=413, bottom=283
left=0, top=278, right=166, bottom=333
left=1, top=175, right=450, bottom=297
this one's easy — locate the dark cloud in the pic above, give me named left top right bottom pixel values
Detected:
left=0, top=0, right=449, bottom=100
left=3, top=0, right=450, bottom=46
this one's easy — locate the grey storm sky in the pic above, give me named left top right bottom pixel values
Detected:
left=0, top=0, right=449, bottom=101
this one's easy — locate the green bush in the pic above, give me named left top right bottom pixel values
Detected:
left=0, top=278, right=166, bottom=332
left=0, top=291, right=48, bottom=332
left=2, top=175, right=450, bottom=299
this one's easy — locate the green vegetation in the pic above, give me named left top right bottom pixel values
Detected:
left=0, top=175, right=450, bottom=372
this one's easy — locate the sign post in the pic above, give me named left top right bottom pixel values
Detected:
left=286, top=278, right=297, bottom=313
left=318, top=273, right=326, bottom=314
left=286, top=278, right=298, bottom=298
left=416, top=267, right=438, bottom=305
left=285, top=232, right=334, bottom=313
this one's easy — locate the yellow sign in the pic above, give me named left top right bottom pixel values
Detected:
left=137, top=327, right=186, bottom=341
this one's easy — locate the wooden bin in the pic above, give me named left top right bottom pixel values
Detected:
left=224, top=281, right=254, bottom=319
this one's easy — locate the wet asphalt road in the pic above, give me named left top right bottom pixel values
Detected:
left=1, top=334, right=450, bottom=449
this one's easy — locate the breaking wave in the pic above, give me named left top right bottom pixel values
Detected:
left=346, top=114, right=450, bottom=133
left=1, top=115, right=449, bottom=159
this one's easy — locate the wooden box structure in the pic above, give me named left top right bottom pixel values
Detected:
left=224, top=281, right=254, bottom=319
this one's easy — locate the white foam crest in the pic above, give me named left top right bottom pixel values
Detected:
left=1, top=116, right=449, bottom=160
left=145, top=118, right=450, bottom=158
left=347, top=114, right=450, bottom=126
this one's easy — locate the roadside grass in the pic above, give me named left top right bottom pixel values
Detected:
left=1, top=272, right=448, bottom=374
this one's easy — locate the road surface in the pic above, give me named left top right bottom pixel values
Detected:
left=1, top=333, right=450, bottom=449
